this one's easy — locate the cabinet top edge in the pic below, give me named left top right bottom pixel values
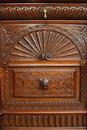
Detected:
left=0, top=3, right=87, bottom=5
left=0, top=4, right=87, bottom=20
left=0, top=0, right=87, bottom=3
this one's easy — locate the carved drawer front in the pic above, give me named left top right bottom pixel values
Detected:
left=6, top=66, right=80, bottom=108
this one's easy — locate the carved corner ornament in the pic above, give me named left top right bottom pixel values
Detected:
left=0, top=27, right=11, bottom=68
left=0, top=59, right=9, bottom=68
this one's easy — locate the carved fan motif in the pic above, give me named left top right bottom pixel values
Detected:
left=10, top=29, right=80, bottom=60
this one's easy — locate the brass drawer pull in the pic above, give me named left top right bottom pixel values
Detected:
left=43, top=9, right=47, bottom=19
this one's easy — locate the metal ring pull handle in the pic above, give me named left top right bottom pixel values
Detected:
left=43, top=9, right=47, bottom=19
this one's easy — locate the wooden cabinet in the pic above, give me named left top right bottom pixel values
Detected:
left=0, top=1, right=87, bottom=130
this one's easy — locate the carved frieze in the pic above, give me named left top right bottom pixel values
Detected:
left=0, top=4, right=87, bottom=20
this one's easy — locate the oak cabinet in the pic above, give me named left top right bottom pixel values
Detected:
left=0, top=1, right=87, bottom=130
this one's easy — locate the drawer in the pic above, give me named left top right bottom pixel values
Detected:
left=10, top=66, right=80, bottom=98
left=1, top=65, right=80, bottom=110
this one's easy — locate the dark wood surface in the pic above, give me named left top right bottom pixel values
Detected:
left=0, top=1, right=87, bottom=129
left=3, top=127, right=87, bottom=130
left=0, top=0, right=87, bottom=3
left=0, top=20, right=87, bottom=128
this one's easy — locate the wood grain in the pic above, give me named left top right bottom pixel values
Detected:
left=3, top=127, right=87, bottom=130
left=0, top=0, right=87, bottom=3
left=1, top=113, right=87, bottom=127
left=0, top=2, right=87, bottom=129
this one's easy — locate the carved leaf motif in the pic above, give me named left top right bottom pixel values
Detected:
left=10, top=29, right=80, bottom=60
left=0, top=27, right=11, bottom=67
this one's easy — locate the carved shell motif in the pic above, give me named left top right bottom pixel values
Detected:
left=10, top=29, right=81, bottom=61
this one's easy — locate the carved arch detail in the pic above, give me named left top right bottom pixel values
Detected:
left=0, top=24, right=86, bottom=66
left=10, top=25, right=86, bottom=61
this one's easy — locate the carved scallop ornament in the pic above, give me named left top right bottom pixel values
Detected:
left=10, top=26, right=84, bottom=61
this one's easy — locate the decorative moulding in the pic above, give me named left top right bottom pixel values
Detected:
left=0, top=4, right=87, bottom=20
left=0, top=0, right=87, bottom=3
